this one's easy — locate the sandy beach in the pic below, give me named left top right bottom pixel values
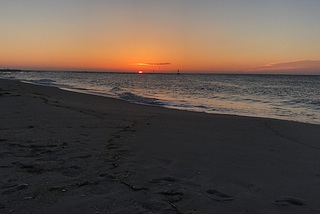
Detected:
left=1, top=78, right=320, bottom=214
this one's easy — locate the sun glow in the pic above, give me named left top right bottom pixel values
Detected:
left=138, top=70, right=143, bottom=74
left=135, top=63, right=149, bottom=66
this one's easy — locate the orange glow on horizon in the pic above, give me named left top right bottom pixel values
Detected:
left=1, top=1, right=320, bottom=74
left=134, top=63, right=149, bottom=66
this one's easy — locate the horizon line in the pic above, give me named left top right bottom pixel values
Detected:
left=1, top=68, right=320, bottom=76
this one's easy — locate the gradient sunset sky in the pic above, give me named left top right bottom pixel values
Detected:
left=1, top=0, right=320, bottom=74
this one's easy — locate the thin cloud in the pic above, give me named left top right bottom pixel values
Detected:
left=242, top=60, right=320, bottom=73
left=133, top=63, right=171, bottom=66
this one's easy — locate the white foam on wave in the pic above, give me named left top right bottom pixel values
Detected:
left=118, top=92, right=164, bottom=106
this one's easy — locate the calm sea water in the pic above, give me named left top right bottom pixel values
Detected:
left=1, top=71, right=320, bottom=124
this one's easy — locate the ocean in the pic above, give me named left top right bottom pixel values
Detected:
left=1, top=70, right=320, bottom=124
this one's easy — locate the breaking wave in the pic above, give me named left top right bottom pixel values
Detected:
left=118, top=92, right=164, bottom=106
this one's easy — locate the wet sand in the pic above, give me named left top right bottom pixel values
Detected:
left=1, top=78, right=320, bottom=214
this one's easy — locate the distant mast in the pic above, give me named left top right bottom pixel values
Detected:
left=177, top=70, right=180, bottom=75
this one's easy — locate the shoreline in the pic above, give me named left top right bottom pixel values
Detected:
left=1, top=78, right=320, bottom=213
left=3, top=77, right=319, bottom=126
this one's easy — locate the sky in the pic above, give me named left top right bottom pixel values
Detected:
left=1, top=0, right=320, bottom=74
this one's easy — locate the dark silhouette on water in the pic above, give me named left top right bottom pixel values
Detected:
left=0, top=68, right=21, bottom=72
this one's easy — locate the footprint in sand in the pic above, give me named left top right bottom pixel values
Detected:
left=149, top=177, right=180, bottom=186
left=207, top=189, right=234, bottom=202
left=273, top=196, right=305, bottom=206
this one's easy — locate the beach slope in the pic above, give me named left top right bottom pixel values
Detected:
left=1, top=78, right=320, bottom=214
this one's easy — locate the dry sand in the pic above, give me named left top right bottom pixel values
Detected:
left=1, top=78, right=320, bottom=214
